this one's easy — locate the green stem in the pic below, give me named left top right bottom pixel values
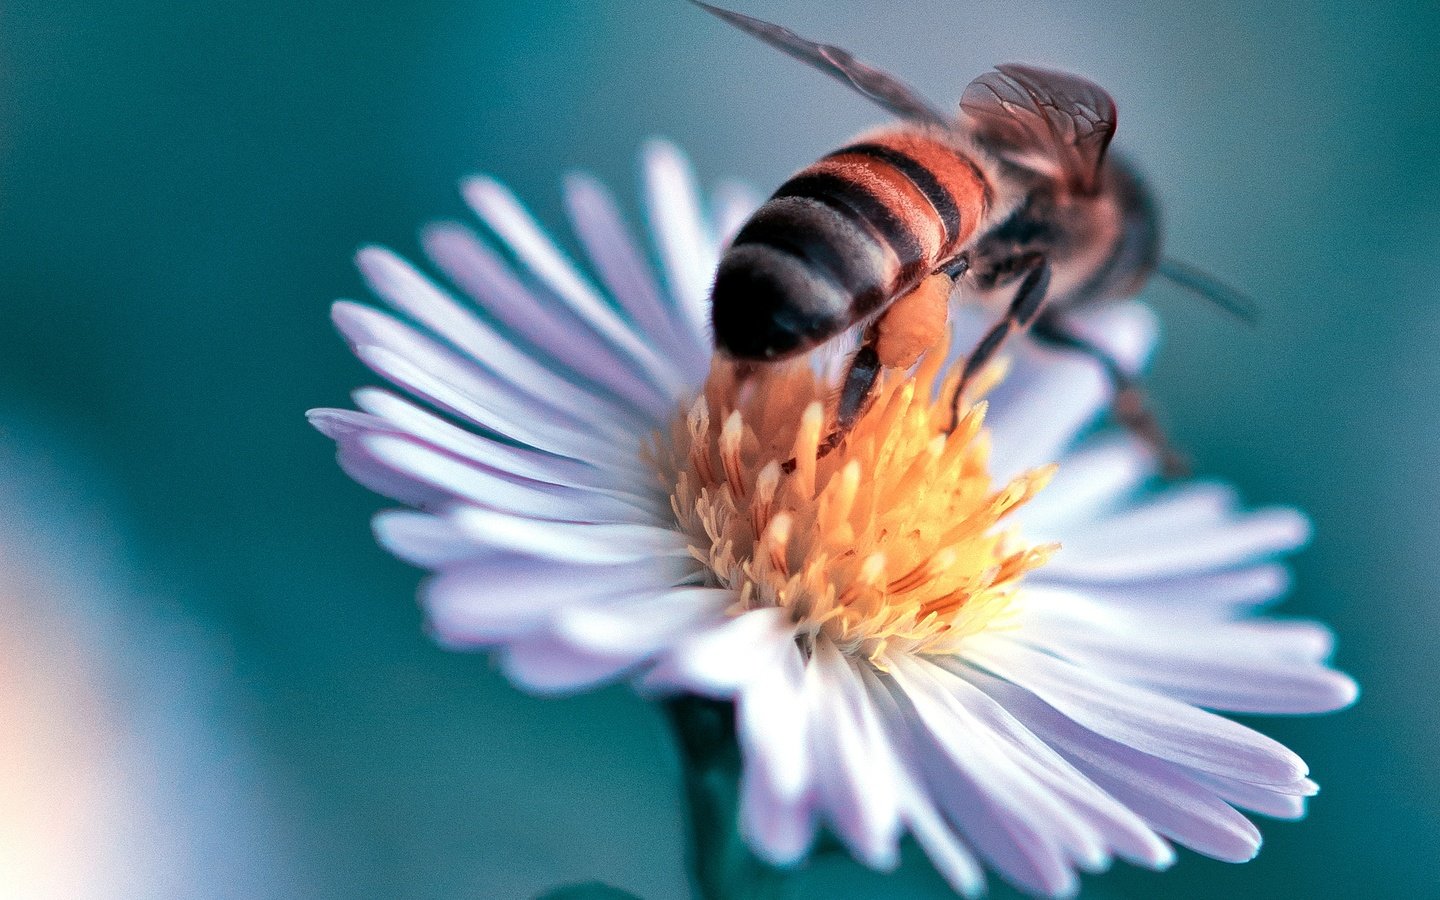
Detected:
left=664, top=696, right=795, bottom=900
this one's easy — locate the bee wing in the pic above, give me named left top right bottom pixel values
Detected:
left=960, top=64, right=1117, bottom=194
left=691, top=1, right=950, bottom=127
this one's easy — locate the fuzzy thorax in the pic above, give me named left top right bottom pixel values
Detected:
left=656, top=338, right=1057, bottom=661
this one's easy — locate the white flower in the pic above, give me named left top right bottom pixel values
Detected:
left=309, top=140, right=1356, bottom=898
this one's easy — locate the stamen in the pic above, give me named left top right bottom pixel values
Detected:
left=660, top=349, right=1056, bottom=659
left=719, top=410, right=746, bottom=499
left=889, top=547, right=956, bottom=595
left=817, top=460, right=860, bottom=541
left=686, top=396, right=715, bottom=486
left=761, top=512, right=792, bottom=579
left=837, top=552, right=887, bottom=609
left=750, top=460, right=781, bottom=536
left=789, top=402, right=823, bottom=501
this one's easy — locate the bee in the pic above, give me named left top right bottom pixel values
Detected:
left=696, top=2, right=1253, bottom=471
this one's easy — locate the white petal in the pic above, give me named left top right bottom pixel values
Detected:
left=1193, top=773, right=1312, bottom=820
left=1044, top=638, right=1354, bottom=716
left=889, top=656, right=1089, bottom=897
left=1042, top=506, right=1311, bottom=582
left=643, top=139, right=716, bottom=350
left=964, top=635, right=1308, bottom=786
left=563, top=172, right=706, bottom=368
left=712, top=180, right=762, bottom=247
left=894, top=780, right=986, bottom=897
left=1033, top=564, right=1293, bottom=612
left=420, top=222, right=675, bottom=417
left=352, top=387, right=633, bottom=495
left=334, top=301, right=641, bottom=466
left=644, top=606, right=794, bottom=696
left=313, top=408, right=462, bottom=511
left=928, top=662, right=1174, bottom=869
left=549, top=586, right=732, bottom=655
left=1049, top=480, right=1241, bottom=549
left=1065, top=301, right=1159, bottom=376
left=361, top=433, right=660, bottom=525
left=461, top=175, right=688, bottom=397
left=808, top=642, right=903, bottom=869
left=372, top=510, right=482, bottom=568
left=350, top=337, right=643, bottom=473
left=854, top=665, right=987, bottom=897
left=501, top=590, right=732, bottom=695
left=307, top=406, right=381, bottom=441
left=446, top=506, right=691, bottom=566
left=356, top=245, right=654, bottom=429
left=1019, top=585, right=1338, bottom=660
left=971, top=670, right=1263, bottom=863
left=739, top=639, right=811, bottom=799
left=1015, top=601, right=1358, bottom=715
left=499, top=634, right=643, bottom=694
left=334, top=300, right=621, bottom=445
left=984, top=342, right=1109, bottom=482
left=1016, top=434, right=1156, bottom=537
left=738, top=757, right=815, bottom=867
left=736, top=640, right=816, bottom=863
left=423, top=552, right=701, bottom=647
left=334, top=439, right=450, bottom=510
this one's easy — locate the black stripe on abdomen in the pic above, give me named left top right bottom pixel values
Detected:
left=772, top=171, right=924, bottom=292
left=831, top=142, right=964, bottom=248
left=731, top=194, right=891, bottom=315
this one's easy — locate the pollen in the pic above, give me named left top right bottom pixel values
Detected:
left=654, top=336, right=1059, bottom=660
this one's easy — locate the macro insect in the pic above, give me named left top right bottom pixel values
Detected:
left=696, top=2, right=1252, bottom=471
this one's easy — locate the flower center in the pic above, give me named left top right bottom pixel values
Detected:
left=655, top=337, right=1058, bottom=660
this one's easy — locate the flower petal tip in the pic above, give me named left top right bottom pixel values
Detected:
left=642, top=136, right=688, bottom=167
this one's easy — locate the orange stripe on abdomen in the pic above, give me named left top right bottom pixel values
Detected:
left=833, top=129, right=991, bottom=259
left=806, top=154, right=945, bottom=277
left=739, top=127, right=993, bottom=323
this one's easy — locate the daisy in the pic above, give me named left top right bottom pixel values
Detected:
left=309, top=140, right=1356, bottom=898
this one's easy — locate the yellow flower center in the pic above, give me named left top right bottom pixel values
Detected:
left=654, top=337, right=1058, bottom=661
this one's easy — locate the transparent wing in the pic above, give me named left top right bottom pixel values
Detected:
left=961, top=64, right=1117, bottom=194
left=692, top=1, right=950, bottom=127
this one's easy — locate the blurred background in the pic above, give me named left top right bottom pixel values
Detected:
left=1, top=0, right=1436, bottom=896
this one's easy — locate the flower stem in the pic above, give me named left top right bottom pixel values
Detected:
left=664, top=696, right=795, bottom=900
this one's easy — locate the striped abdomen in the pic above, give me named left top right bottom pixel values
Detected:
left=711, top=127, right=991, bottom=361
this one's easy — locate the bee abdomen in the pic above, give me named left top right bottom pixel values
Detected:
left=710, top=194, right=886, bottom=360
left=730, top=191, right=895, bottom=316
left=710, top=129, right=990, bottom=362
left=780, top=132, right=989, bottom=295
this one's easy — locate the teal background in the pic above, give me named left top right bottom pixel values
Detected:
left=2, top=0, right=1437, bottom=896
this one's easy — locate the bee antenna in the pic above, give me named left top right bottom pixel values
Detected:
left=1155, top=258, right=1260, bottom=326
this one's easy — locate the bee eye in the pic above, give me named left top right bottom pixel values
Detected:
left=711, top=245, right=844, bottom=361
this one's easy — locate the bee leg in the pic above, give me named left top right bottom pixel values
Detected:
left=947, top=254, right=1051, bottom=430
left=941, top=255, right=971, bottom=280
left=1030, top=312, right=1190, bottom=478
left=778, top=327, right=882, bottom=473
left=825, top=326, right=884, bottom=453
left=824, top=268, right=956, bottom=457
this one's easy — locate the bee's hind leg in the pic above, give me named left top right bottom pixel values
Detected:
left=779, top=274, right=957, bottom=473
left=827, top=326, right=884, bottom=451
left=1030, top=311, right=1190, bottom=478
left=779, top=327, right=881, bottom=474
left=823, top=271, right=956, bottom=457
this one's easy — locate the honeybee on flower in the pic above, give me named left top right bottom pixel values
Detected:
left=310, top=133, right=1353, bottom=897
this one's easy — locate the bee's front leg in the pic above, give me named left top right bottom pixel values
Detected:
left=947, top=252, right=1051, bottom=431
